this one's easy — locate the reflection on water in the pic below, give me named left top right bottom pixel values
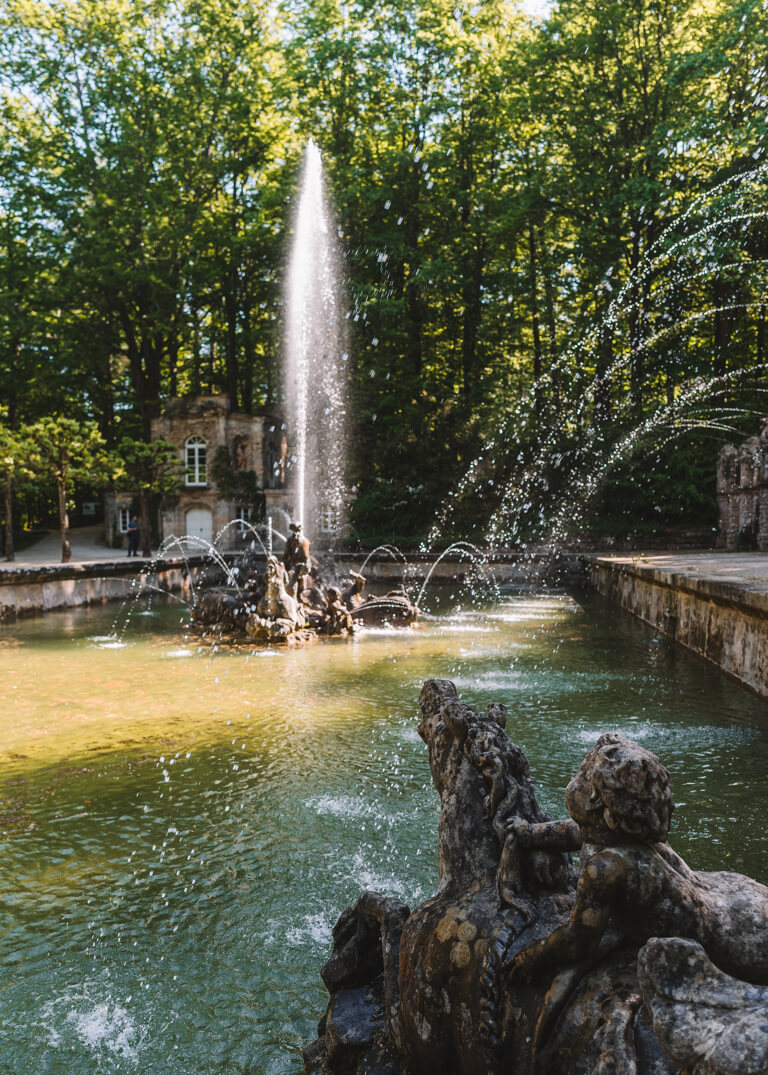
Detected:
left=1, top=592, right=767, bottom=1072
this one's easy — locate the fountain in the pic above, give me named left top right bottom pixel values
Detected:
left=284, top=138, right=349, bottom=541
left=4, top=150, right=768, bottom=1075
left=185, top=141, right=419, bottom=641
left=188, top=518, right=418, bottom=643
left=425, top=163, right=768, bottom=555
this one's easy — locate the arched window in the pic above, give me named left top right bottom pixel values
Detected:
left=185, top=436, right=207, bottom=486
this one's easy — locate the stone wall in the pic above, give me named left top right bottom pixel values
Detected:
left=717, top=423, right=768, bottom=550
left=0, top=558, right=207, bottom=619
left=589, top=556, right=768, bottom=698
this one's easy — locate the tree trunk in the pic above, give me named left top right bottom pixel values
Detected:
left=628, top=231, right=643, bottom=418
left=461, top=241, right=485, bottom=409
left=58, top=477, right=71, bottom=563
left=120, top=309, right=151, bottom=439
left=8, top=342, right=18, bottom=428
left=757, top=299, right=765, bottom=371
left=594, top=320, right=613, bottom=428
left=528, top=222, right=543, bottom=416
left=713, top=276, right=735, bottom=379
left=169, top=332, right=178, bottom=398
left=139, top=487, right=152, bottom=558
left=209, top=336, right=216, bottom=395
left=225, top=285, right=239, bottom=413
left=192, top=312, right=202, bottom=396
left=4, top=470, right=14, bottom=561
left=241, top=298, right=254, bottom=414
left=544, top=253, right=558, bottom=413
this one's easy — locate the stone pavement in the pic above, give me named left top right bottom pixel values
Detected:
left=0, top=526, right=152, bottom=570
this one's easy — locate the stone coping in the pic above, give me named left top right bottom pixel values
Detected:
left=0, top=554, right=208, bottom=586
left=586, top=552, right=768, bottom=617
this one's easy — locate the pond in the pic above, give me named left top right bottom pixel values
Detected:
left=1, top=589, right=767, bottom=1073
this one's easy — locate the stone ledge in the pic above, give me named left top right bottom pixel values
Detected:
left=0, top=556, right=209, bottom=618
left=586, top=555, right=768, bottom=618
left=587, top=553, right=768, bottom=697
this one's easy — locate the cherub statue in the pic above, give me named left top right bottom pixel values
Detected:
left=504, top=732, right=768, bottom=985
left=342, top=571, right=366, bottom=610
left=321, top=587, right=354, bottom=635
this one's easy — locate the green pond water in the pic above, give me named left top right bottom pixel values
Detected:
left=1, top=588, right=767, bottom=1073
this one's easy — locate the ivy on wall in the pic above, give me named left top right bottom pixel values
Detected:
left=210, top=446, right=265, bottom=517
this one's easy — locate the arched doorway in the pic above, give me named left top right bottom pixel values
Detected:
left=185, top=507, right=213, bottom=547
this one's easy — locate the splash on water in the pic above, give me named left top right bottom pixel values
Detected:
left=285, top=913, right=335, bottom=948
left=308, top=794, right=378, bottom=818
left=88, top=635, right=128, bottom=649
left=40, top=989, right=143, bottom=1063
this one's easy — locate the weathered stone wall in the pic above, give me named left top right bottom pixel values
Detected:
left=589, top=557, right=768, bottom=697
left=334, top=552, right=586, bottom=586
left=717, top=423, right=768, bottom=550
left=0, top=558, right=207, bottom=619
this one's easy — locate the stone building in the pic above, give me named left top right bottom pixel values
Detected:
left=106, top=396, right=294, bottom=550
left=716, top=421, right=768, bottom=550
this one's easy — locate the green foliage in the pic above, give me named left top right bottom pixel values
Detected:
left=115, top=435, right=184, bottom=555
left=25, top=417, right=111, bottom=488
left=0, top=0, right=765, bottom=545
left=0, top=423, right=29, bottom=482
left=209, top=445, right=265, bottom=516
left=588, top=437, right=721, bottom=535
left=116, top=437, right=182, bottom=496
left=24, top=416, right=111, bottom=559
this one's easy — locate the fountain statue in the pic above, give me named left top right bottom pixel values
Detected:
left=304, top=680, right=768, bottom=1074
left=190, top=520, right=417, bottom=642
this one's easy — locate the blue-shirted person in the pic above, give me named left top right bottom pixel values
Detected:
left=127, top=514, right=140, bottom=556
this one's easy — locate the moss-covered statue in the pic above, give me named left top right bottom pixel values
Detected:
left=305, top=681, right=768, bottom=1075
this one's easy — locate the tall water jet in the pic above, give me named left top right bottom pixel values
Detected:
left=284, top=140, right=348, bottom=541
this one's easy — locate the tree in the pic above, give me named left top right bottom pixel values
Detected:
left=26, top=417, right=111, bottom=562
left=0, top=0, right=291, bottom=433
left=0, top=423, right=31, bottom=561
left=115, top=437, right=183, bottom=557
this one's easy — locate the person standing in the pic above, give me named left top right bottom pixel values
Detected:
left=127, top=514, right=140, bottom=556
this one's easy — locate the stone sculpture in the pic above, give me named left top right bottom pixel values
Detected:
left=320, top=587, right=355, bottom=636
left=716, top=419, right=768, bottom=550
left=189, top=523, right=419, bottom=643
left=304, top=680, right=768, bottom=1075
left=283, top=520, right=314, bottom=577
left=349, top=588, right=418, bottom=628
left=342, top=571, right=367, bottom=609
left=246, top=554, right=308, bottom=642
left=504, top=732, right=768, bottom=985
left=190, top=589, right=249, bottom=633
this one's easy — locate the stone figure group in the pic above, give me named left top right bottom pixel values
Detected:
left=191, top=520, right=418, bottom=643
left=305, top=679, right=768, bottom=1075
